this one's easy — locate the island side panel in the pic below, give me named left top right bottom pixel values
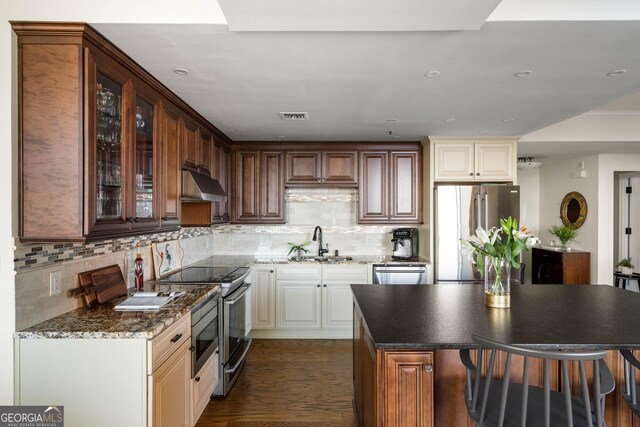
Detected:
left=353, top=301, right=380, bottom=426
left=15, top=338, right=148, bottom=427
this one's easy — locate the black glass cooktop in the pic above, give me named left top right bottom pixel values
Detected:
left=160, top=266, right=250, bottom=285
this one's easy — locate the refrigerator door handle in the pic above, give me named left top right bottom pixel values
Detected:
left=483, top=192, right=489, bottom=230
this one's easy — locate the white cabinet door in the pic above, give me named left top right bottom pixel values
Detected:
left=322, top=265, right=369, bottom=329
left=276, top=263, right=322, bottom=329
left=434, top=143, right=474, bottom=181
left=251, top=265, right=276, bottom=329
left=475, top=143, right=513, bottom=181
left=151, top=340, right=191, bottom=427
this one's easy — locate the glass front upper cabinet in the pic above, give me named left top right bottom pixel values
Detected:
left=95, top=72, right=123, bottom=220
left=135, top=96, right=154, bottom=220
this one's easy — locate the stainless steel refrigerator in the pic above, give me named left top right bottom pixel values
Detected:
left=434, top=185, right=520, bottom=283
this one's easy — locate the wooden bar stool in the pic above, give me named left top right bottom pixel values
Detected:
left=614, top=272, right=640, bottom=290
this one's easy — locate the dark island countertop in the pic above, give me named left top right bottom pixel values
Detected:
left=351, top=284, right=640, bottom=351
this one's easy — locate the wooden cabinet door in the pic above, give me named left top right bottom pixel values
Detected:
left=321, top=265, right=368, bottom=329
left=151, top=340, right=191, bottom=427
left=474, top=143, right=513, bottom=181
left=129, top=83, right=161, bottom=231
left=275, top=265, right=322, bottom=329
left=434, top=143, right=474, bottom=181
left=384, top=351, right=434, bottom=427
left=159, top=102, right=181, bottom=228
left=198, top=130, right=213, bottom=177
left=323, top=151, right=358, bottom=186
left=390, top=151, right=421, bottom=222
left=181, top=118, right=198, bottom=171
left=260, top=151, right=285, bottom=223
left=232, top=150, right=260, bottom=222
left=219, top=147, right=230, bottom=221
left=359, top=151, right=389, bottom=223
left=285, top=151, right=322, bottom=185
left=87, top=51, right=132, bottom=238
left=276, top=280, right=322, bottom=329
left=251, top=266, right=276, bottom=329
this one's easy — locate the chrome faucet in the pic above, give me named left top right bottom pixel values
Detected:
left=312, top=226, right=329, bottom=258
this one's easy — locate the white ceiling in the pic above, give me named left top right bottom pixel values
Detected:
left=92, top=0, right=640, bottom=149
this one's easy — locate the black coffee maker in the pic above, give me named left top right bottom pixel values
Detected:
left=391, top=228, right=419, bottom=259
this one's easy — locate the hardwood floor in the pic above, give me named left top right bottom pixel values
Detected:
left=196, top=339, right=357, bottom=427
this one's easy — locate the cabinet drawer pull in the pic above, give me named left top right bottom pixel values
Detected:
left=270, top=270, right=274, bottom=273
left=476, top=172, right=480, bottom=176
left=170, top=333, right=183, bottom=343
left=162, top=216, right=169, bottom=221
left=424, top=364, right=433, bottom=373
left=195, top=376, right=201, bottom=382
left=469, top=172, right=473, bottom=176
left=317, top=284, right=321, bottom=288
left=323, top=284, right=327, bottom=287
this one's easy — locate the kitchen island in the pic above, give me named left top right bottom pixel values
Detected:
left=351, top=284, right=640, bottom=427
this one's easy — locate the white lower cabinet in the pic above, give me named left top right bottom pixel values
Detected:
left=192, top=351, right=219, bottom=424
left=251, top=265, right=276, bottom=329
left=276, top=264, right=322, bottom=329
left=151, top=340, right=192, bottom=427
left=251, top=263, right=369, bottom=338
left=15, top=313, right=211, bottom=427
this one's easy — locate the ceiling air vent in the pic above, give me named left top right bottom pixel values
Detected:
left=278, top=112, right=309, bottom=121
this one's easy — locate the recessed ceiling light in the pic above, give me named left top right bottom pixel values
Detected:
left=514, top=70, right=533, bottom=77
left=502, top=117, right=515, bottom=122
left=275, top=135, right=286, bottom=139
left=424, top=70, right=440, bottom=78
left=235, top=129, right=246, bottom=133
left=607, top=69, right=627, bottom=76
left=173, top=68, right=189, bottom=76
left=386, top=119, right=397, bottom=123
left=444, top=118, right=455, bottom=123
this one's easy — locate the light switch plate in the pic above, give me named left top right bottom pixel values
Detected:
left=49, top=271, right=62, bottom=296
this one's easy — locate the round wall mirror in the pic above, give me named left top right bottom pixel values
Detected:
left=560, top=191, right=587, bottom=229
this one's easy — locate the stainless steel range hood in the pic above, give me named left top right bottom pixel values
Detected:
left=181, top=170, right=227, bottom=202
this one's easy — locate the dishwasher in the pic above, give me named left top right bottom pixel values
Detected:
left=372, top=264, right=430, bottom=285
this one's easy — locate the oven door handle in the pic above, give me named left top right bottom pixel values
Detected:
left=224, top=283, right=252, bottom=305
left=224, top=338, right=252, bottom=374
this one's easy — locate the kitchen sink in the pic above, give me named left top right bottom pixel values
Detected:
left=288, top=255, right=353, bottom=263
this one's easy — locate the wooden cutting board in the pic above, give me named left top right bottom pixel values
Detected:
left=89, top=265, right=128, bottom=304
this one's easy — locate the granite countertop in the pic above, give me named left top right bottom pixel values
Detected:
left=193, top=255, right=430, bottom=266
left=16, top=283, right=218, bottom=340
left=351, top=284, right=640, bottom=351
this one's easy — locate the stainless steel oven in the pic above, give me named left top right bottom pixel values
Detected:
left=191, top=293, right=219, bottom=378
left=159, top=264, right=252, bottom=397
left=216, top=281, right=252, bottom=396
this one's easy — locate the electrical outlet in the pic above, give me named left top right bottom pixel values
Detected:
left=49, top=271, right=62, bottom=296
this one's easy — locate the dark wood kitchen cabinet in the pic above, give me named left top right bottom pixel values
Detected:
left=159, top=102, right=181, bottom=228
left=231, top=150, right=284, bottom=223
left=198, top=130, right=213, bottom=177
left=353, top=304, right=434, bottom=427
left=285, top=150, right=358, bottom=186
left=532, top=247, right=591, bottom=284
left=181, top=117, right=198, bottom=172
left=14, top=22, right=230, bottom=241
left=359, top=150, right=421, bottom=224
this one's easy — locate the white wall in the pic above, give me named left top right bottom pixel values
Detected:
left=517, top=168, right=540, bottom=283
left=538, top=155, right=599, bottom=283
left=597, top=154, right=640, bottom=285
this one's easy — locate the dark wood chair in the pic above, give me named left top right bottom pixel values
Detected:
left=620, top=349, right=640, bottom=417
left=460, top=334, right=615, bottom=427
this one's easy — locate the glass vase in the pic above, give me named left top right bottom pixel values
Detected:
left=484, top=256, right=511, bottom=308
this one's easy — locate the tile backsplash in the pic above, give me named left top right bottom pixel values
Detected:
left=14, top=188, right=416, bottom=330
